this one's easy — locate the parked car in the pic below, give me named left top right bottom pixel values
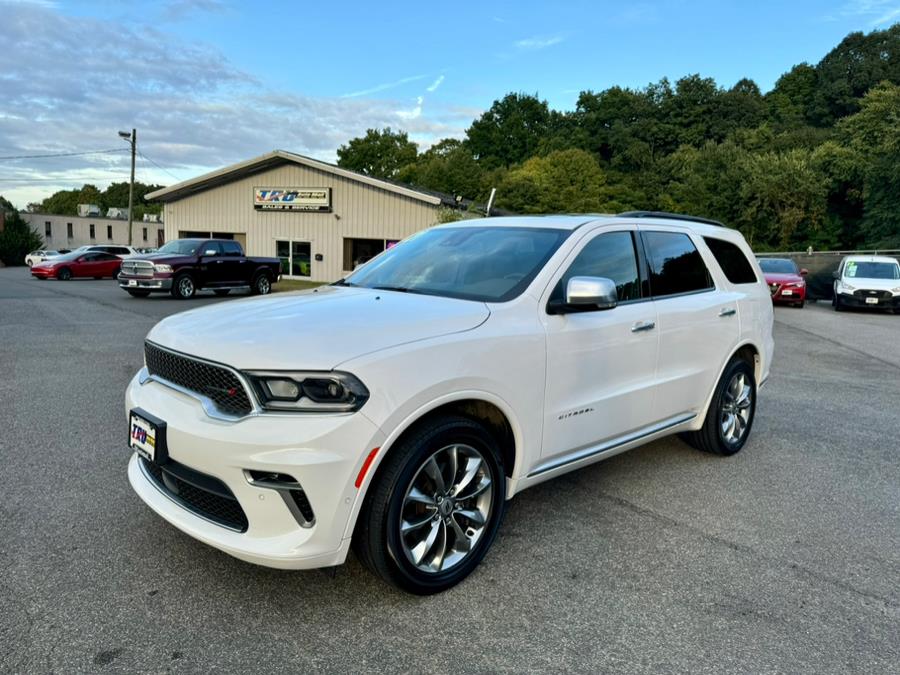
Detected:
left=30, top=251, right=123, bottom=280
left=24, top=250, right=60, bottom=267
left=832, top=255, right=900, bottom=312
left=117, top=238, right=281, bottom=299
left=757, top=257, right=808, bottom=308
left=69, top=244, right=139, bottom=259
left=125, top=213, right=774, bottom=594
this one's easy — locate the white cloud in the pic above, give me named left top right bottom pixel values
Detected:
left=426, top=75, right=446, bottom=93
left=0, top=2, right=472, bottom=206
left=514, top=34, right=565, bottom=50
left=342, top=75, right=427, bottom=98
left=830, top=0, right=900, bottom=25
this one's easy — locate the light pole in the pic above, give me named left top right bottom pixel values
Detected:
left=118, top=129, right=136, bottom=246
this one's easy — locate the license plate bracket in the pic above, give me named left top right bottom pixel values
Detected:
left=866, top=297, right=879, bottom=304
left=129, top=408, right=168, bottom=464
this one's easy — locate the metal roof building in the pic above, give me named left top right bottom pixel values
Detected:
left=145, top=150, right=471, bottom=282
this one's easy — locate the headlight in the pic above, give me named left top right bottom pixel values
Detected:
left=246, top=371, right=369, bottom=412
left=839, top=281, right=855, bottom=292
left=893, top=286, right=900, bottom=293
left=786, top=281, right=805, bottom=288
left=153, top=264, right=173, bottom=273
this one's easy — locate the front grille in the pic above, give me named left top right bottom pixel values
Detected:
left=144, top=341, right=254, bottom=417
left=853, top=289, right=892, bottom=300
left=141, top=457, right=248, bottom=532
left=122, top=260, right=155, bottom=277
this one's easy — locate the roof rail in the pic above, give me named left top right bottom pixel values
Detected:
left=616, top=210, right=725, bottom=228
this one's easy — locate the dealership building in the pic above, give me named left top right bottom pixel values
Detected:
left=145, top=150, right=470, bottom=282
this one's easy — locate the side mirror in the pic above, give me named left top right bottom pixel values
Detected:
left=832, top=270, right=840, bottom=280
left=203, top=249, right=217, bottom=256
left=800, top=268, right=808, bottom=276
left=566, top=276, right=618, bottom=310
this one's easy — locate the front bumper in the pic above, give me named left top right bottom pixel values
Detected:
left=125, top=370, right=385, bottom=569
left=119, top=275, right=172, bottom=291
left=837, top=291, right=900, bottom=309
left=770, top=285, right=806, bottom=303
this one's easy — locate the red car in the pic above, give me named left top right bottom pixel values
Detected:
left=31, top=251, right=123, bottom=281
left=757, top=257, right=808, bottom=308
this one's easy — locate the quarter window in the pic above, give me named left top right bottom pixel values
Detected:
left=551, top=231, right=641, bottom=304
left=704, top=237, right=757, bottom=284
left=643, top=231, right=714, bottom=297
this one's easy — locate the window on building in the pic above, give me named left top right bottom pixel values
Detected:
left=89, top=224, right=95, bottom=239
left=107, top=225, right=113, bottom=240
left=550, top=231, right=641, bottom=304
left=276, top=240, right=311, bottom=277
left=67, top=223, right=73, bottom=239
left=704, top=237, right=757, bottom=284
left=142, top=227, right=148, bottom=241
left=45, top=222, right=52, bottom=237
left=642, top=231, right=714, bottom=297
left=343, top=238, right=385, bottom=271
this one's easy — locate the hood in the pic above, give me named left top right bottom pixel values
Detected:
left=131, top=253, right=193, bottom=264
left=764, top=272, right=804, bottom=284
left=147, top=286, right=491, bottom=370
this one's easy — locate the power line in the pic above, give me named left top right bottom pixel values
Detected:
left=138, top=150, right=182, bottom=182
left=0, top=148, right=130, bottom=161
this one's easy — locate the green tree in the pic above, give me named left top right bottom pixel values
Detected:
left=465, top=93, right=552, bottom=168
left=0, top=212, right=43, bottom=265
left=497, top=149, right=610, bottom=213
left=336, top=127, right=418, bottom=179
left=0, top=195, right=16, bottom=212
left=397, top=139, right=489, bottom=200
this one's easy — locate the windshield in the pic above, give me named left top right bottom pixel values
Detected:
left=845, top=261, right=900, bottom=280
left=156, top=240, right=201, bottom=255
left=758, top=258, right=798, bottom=274
left=342, top=226, right=571, bottom=302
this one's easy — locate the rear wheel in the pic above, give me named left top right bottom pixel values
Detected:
left=57, top=268, right=72, bottom=281
left=681, top=358, right=756, bottom=456
left=170, top=274, right=196, bottom=299
left=251, top=272, right=272, bottom=295
left=354, top=415, right=506, bottom=594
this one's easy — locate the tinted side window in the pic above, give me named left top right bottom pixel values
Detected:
left=643, top=231, right=713, bottom=297
left=551, top=231, right=641, bottom=303
left=201, top=241, right=223, bottom=255
left=704, top=237, right=757, bottom=284
left=221, top=241, right=243, bottom=257
left=98, top=252, right=119, bottom=261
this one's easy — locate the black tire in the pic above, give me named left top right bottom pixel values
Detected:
left=250, top=272, right=272, bottom=295
left=797, top=299, right=805, bottom=309
left=353, top=415, right=506, bottom=595
left=834, top=295, right=844, bottom=312
left=57, top=267, right=72, bottom=281
left=213, top=289, right=231, bottom=296
left=127, top=290, right=151, bottom=297
left=170, top=273, right=196, bottom=299
left=681, top=358, right=756, bottom=456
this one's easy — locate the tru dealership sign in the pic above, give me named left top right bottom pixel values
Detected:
left=254, top=187, right=332, bottom=212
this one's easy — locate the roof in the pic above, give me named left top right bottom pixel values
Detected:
left=842, top=255, right=900, bottom=263
left=145, top=150, right=466, bottom=207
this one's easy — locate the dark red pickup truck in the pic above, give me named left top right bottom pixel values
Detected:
left=118, top=238, right=281, bottom=299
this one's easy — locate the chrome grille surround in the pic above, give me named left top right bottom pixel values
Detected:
left=122, top=260, right=155, bottom=277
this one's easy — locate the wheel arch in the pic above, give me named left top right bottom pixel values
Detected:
left=693, top=340, right=761, bottom=430
left=342, top=391, right=523, bottom=541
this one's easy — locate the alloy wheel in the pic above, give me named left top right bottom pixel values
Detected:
left=399, top=443, right=493, bottom=574
left=721, top=372, right=752, bottom=444
left=178, top=276, right=194, bottom=297
left=257, top=276, right=271, bottom=294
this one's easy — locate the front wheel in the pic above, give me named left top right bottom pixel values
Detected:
left=354, top=415, right=506, bottom=594
left=170, top=274, right=196, bottom=299
left=57, top=268, right=72, bottom=281
left=251, top=272, right=272, bottom=295
left=681, top=358, right=756, bottom=456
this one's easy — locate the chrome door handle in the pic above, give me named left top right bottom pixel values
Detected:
left=631, top=320, right=655, bottom=332
left=718, top=307, right=736, bottom=317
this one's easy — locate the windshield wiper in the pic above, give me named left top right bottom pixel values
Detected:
left=332, top=278, right=355, bottom=287
left=371, top=285, right=413, bottom=293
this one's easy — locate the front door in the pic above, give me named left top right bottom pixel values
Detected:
left=540, top=228, right=660, bottom=467
left=199, top=241, right=227, bottom=285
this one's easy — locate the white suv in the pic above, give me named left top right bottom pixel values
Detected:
left=832, top=255, right=900, bottom=312
left=125, top=213, right=774, bottom=593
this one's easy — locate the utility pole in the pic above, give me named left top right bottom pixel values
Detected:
left=119, top=128, right=136, bottom=246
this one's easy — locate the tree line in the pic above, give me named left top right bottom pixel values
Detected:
left=336, top=25, right=900, bottom=251
left=26, top=182, right=164, bottom=221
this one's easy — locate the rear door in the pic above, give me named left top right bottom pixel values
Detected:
left=218, top=240, right=247, bottom=284
left=640, top=227, right=740, bottom=423
left=539, top=226, right=660, bottom=468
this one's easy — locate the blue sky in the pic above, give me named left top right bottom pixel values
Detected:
left=2, top=0, right=898, bottom=206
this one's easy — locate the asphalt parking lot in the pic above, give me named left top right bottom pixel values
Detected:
left=1, top=267, right=898, bottom=673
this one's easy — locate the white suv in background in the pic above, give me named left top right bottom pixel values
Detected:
left=125, top=212, right=774, bottom=594
left=832, top=255, right=900, bottom=312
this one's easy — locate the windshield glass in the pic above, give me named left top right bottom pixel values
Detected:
left=157, top=240, right=201, bottom=255
left=845, top=261, right=900, bottom=279
left=343, top=226, right=571, bottom=302
left=758, top=258, right=798, bottom=274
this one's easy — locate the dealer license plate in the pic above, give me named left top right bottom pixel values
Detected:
left=130, top=412, right=157, bottom=461
left=866, top=297, right=878, bottom=304
left=782, top=290, right=793, bottom=296
left=128, top=279, right=137, bottom=287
